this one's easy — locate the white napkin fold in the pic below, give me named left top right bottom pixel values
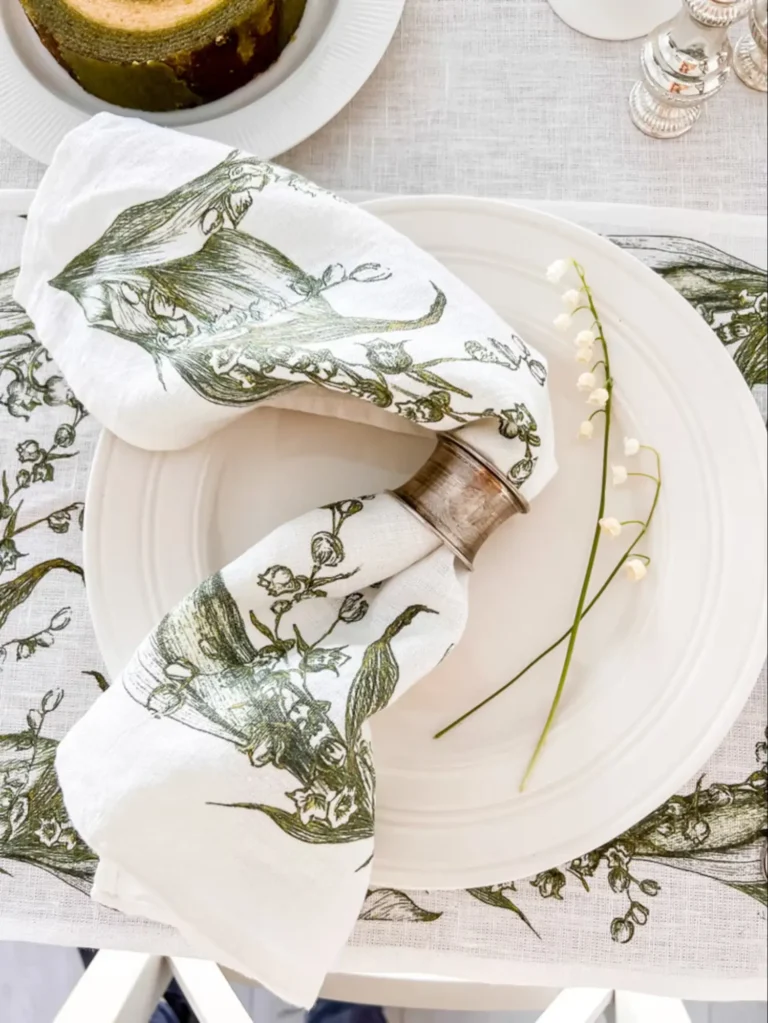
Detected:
left=15, top=113, right=556, bottom=1007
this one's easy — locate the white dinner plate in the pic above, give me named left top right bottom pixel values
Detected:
left=0, top=0, right=403, bottom=164
left=84, top=197, right=767, bottom=888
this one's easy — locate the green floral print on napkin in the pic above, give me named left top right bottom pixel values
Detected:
left=47, top=157, right=548, bottom=488
left=121, top=498, right=435, bottom=845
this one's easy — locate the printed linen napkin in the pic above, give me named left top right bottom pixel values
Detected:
left=16, top=114, right=556, bottom=1007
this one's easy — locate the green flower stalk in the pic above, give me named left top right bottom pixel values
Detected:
left=519, top=260, right=614, bottom=790
left=435, top=260, right=663, bottom=793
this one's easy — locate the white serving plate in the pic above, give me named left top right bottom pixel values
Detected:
left=0, top=0, right=404, bottom=164
left=83, top=196, right=767, bottom=888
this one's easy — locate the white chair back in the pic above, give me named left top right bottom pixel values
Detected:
left=53, top=952, right=695, bottom=1023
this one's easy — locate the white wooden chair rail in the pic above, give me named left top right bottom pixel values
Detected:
left=614, top=991, right=693, bottom=1022
left=52, top=951, right=170, bottom=1023
left=537, top=988, right=694, bottom=1023
left=319, top=973, right=560, bottom=1011
left=170, top=956, right=253, bottom=1022
left=53, top=951, right=695, bottom=1022
left=537, top=988, right=613, bottom=1023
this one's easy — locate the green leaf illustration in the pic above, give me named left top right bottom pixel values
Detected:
left=249, top=611, right=276, bottom=643
left=408, top=366, right=472, bottom=398
left=312, top=570, right=359, bottom=588
left=345, top=605, right=436, bottom=744
left=466, top=886, right=540, bottom=938
left=292, top=624, right=309, bottom=656
left=628, top=788, right=766, bottom=857
left=733, top=318, right=767, bottom=386
left=209, top=801, right=373, bottom=844
left=360, top=888, right=442, bottom=922
left=0, top=731, right=97, bottom=893
left=48, top=153, right=448, bottom=410
left=609, top=235, right=767, bottom=387
left=0, top=269, right=34, bottom=339
left=727, top=882, right=768, bottom=906
left=0, top=559, right=83, bottom=630
left=161, top=573, right=258, bottom=669
left=357, top=740, right=375, bottom=816
left=638, top=839, right=767, bottom=894
left=553, top=745, right=768, bottom=941
left=83, top=670, right=110, bottom=692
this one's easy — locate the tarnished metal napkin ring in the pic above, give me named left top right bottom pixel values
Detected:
left=390, top=434, right=530, bottom=571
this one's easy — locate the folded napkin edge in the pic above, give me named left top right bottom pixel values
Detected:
left=91, top=859, right=327, bottom=1009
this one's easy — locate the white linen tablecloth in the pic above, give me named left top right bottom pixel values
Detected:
left=0, top=0, right=766, bottom=214
left=0, top=191, right=765, bottom=1001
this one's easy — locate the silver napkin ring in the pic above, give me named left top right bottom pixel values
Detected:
left=390, top=434, right=529, bottom=570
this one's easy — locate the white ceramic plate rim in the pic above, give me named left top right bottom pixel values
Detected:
left=357, top=199, right=767, bottom=885
left=53, top=194, right=768, bottom=886
left=0, top=0, right=404, bottom=164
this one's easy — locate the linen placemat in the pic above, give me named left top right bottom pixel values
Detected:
left=0, top=195, right=765, bottom=1001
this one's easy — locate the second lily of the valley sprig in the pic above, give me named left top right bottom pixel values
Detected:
left=435, top=259, right=663, bottom=791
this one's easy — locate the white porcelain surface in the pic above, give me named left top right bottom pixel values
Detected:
left=0, top=0, right=405, bottom=163
left=548, top=0, right=680, bottom=40
left=84, top=197, right=767, bottom=888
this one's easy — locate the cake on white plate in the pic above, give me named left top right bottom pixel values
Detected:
left=18, top=0, right=308, bottom=111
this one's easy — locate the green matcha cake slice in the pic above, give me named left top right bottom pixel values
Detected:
left=19, top=0, right=308, bottom=111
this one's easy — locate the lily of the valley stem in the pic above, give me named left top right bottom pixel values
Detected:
left=434, top=259, right=662, bottom=795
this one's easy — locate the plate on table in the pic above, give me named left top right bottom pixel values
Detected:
left=0, top=0, right=403, bottom=164
left=84, top=197, right=767, bottom=888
